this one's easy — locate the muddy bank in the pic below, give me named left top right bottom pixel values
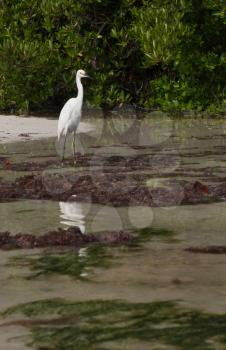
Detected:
left=1, top=150, right=221, bottom=175
left=0, top=227, right=134, bottom=250
left=0, top=151, right=182, bottom=172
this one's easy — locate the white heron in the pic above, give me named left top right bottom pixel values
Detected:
left=57, top=69, right=89, bottom=163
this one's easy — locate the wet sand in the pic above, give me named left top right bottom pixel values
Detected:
left=0, top=114, right=94, bottom=143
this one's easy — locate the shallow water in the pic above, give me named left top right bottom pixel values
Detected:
left=1, top=111, right=226, bottom=349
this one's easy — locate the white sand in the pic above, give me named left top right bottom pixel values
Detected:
left=0, top=114, right=94, bottom=143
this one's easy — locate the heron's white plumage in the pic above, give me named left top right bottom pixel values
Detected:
left=57, top=69, right=89, bottom=161
left=57, top=97, right=81, bottom=140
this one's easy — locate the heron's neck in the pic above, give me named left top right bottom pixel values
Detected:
left=76, top=75, right=83, bottom=104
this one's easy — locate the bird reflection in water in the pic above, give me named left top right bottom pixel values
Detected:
left=59, top=201, right=89, bottom=234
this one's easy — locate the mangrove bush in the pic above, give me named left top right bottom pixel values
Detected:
left=0, top=0, right=225, bottom=112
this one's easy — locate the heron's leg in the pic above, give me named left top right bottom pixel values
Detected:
left=73, top=130, right=78, bottom=164
left=61, top=133, right=67, bottom=165
left=73, top=130, right=76, bottom=164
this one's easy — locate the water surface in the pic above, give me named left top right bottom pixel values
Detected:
left=1, top=112, right=226, bottom=349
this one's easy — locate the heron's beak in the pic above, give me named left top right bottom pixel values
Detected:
left=84, top=74, right=91, bottom=78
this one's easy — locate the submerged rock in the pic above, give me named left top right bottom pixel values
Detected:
left=0, top=171, right=217, bottom=207
left=185, top=246, right=226, bottom=254
left=0, top=152, right=223, bottom=207
left=0, top=228, right=134, bottom=250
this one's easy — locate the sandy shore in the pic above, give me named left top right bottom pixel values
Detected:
left=0, top=114, right=94, bottom=143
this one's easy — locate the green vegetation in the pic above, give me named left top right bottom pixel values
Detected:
left=0, top=0, right=225, bottom=113
left=10, top=226, right=175, bottom=280
left=4, top=298, right=226, bottom=349
left=138, top=226, right=175, bottom=239
left=11, top=246, right=114, bottom=280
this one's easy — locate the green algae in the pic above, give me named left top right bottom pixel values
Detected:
left=138, top=227, right=175, bottom=240
left=3, top=299, right=226, bottom=350
left=11, top=245, right=114, bottom=281
left=9, top=225, right=176, bottom=280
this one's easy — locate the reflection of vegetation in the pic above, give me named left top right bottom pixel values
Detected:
left=4, top=299, right=226, bottom=350
left=13, top=246, right=113, bottom=281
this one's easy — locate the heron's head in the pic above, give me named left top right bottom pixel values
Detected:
left=77, top=69, right=89, bottom=78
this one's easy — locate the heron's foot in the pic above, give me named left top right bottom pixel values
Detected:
left=73, top=151, right=80, bottom=166
left=61, top=160, right=64, bottom=167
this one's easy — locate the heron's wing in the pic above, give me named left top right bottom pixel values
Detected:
left=57, top=98, right=77, bottom=140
